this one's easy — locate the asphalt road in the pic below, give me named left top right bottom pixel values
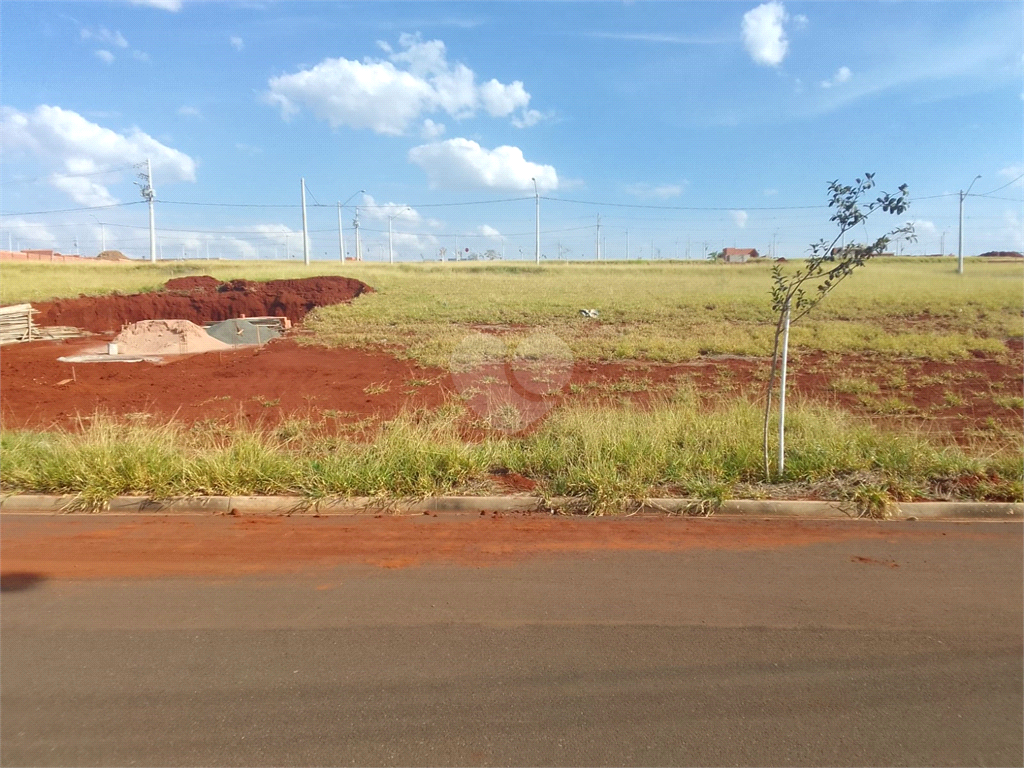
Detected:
left=2, top=517, right=1021, bottom=766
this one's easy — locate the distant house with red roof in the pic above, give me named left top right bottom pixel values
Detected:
left=721, top=248, right=760, bottom=263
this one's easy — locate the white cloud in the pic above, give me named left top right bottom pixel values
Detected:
left=357, top=194, right=424, bottom=225
left=998, top=165, right=1024, bottom=187
left=265, top=33, right=539, bottom=135
left=511, top=109, right=546, bottom=128
left=235, top=142, right=263, bottom=155
left=131, top=49, right=150, bottom=62
left=230, top=35, right=244, bottom=51
left=742, top=1, right=789, bottom=67
left=763, top=188, right=778, bottom=196
left=389, top=231, right=440, bottom=257
left=910, top=219, right=937, bottom=237
left=408, top=138, right=558, bottom=192
left=625, top=182, right=684, bottom=199
left=477, top=225, right=501, bottom=238
left=420, top=118, right=446, bottom=138
left=2, top=218, right=58, bottom=250
left=129, top=0, right=183, bottom=10
left=478, top=78, right=530, bottom=116
left=248, top=224, right=301, bottom=250
left=95, top=49, right=115, bottom=64
left=80, top=27, right=128, bottom=48
left=49, top=174, right=119, bottom=207
left=821, top=65, right=852, bottom=88
left=730, top=210, right=749, bottom=228
left=177, top=105, right=202, bottom=118
left=793, top=13, right=808, bottom=29
left=1, top=105, right=197, bottom=205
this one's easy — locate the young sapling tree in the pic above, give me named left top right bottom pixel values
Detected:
left=763, top=174, right=913, bottom=480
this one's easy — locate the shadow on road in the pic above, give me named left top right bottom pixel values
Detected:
left=0, top=572, right=47, bottom=593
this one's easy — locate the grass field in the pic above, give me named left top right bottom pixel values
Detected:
left=2, top=257, right=1021, bottom=365
left=3, top=398, right=1019, bottom=513
left=2, top=257, right=1021, bottom=510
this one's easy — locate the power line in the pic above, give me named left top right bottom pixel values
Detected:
left=156, top=196, right=534, bottom=209
left=1, top=164, right=137, bottom=187
left=540, top=195, right=828, bottom=211
left=975, top=173, right=1024, bottom=197
left=0, top=201, right=146, bottom=216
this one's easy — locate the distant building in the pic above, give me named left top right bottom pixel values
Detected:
left=721, top=248, right=760, bottom=263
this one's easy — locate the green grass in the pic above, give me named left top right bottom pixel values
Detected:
left=3, top=257, right=1021, bottom=364
left=830, top=376, right=880, bottom=396
left=2, top=397, right=1020, bottom=512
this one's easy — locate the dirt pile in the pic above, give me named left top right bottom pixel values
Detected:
left=979, top=251, right=1024, bottom=260
left=96, top=250, right=130, bottom=262
left=32, top=275, right=373, bottom=333
left=112, top=319, right=232, bottom=356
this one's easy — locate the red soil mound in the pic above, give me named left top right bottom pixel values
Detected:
left=163, top=275, right=222, bottom=291
left=31, top=275, right=373, bottom=333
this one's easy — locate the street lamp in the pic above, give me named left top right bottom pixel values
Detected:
left=337, top=189, right=365, bottom=262
left=958, top=174, right=981, bottom=275
left=388, top=207, right=410, bottom=264
left=532, top=177, right=540, bottom=265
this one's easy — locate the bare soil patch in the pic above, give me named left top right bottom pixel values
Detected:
left=3, top=275, right=1021, bottom=438
left=31, top=275, right=372, bottom=333
left=1, top=337, right=1020, bottom=442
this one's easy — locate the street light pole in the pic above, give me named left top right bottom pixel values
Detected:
left=337, top=190, right=364, bottom=262
left=388, top=207, right=410, bottom=264
left=300, top=177, right=310, bottom=266
left=532, top=177, right=540, bottom=264
left=353, top=208, right=362, bottom=261
left=958, top=175, right=981, bottom=275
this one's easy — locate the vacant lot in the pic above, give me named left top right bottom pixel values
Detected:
left=1, top=258, right=1021, bottom=510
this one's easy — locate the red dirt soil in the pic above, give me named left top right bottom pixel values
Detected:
left=1, top=336, right=1020, bottom=442
left=0, top=337, right=451, bottom=429
left=0, top=515, right=987, bottom=579
left=31, top=275, right=372, bottom=333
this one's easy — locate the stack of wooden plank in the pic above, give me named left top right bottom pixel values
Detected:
left=0, top=304, right=86, bottom=345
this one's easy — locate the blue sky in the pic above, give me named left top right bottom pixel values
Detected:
left=1, top=0, right=1021, bottom=261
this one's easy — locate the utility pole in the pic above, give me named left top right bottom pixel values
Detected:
left=958, top=175, right=981, bottom=275
left=532, top=177, right=540, bottom=264
left=353, top=208, right=361, bottom=261
left=136, top=158, right=156, bottom=262
left=595, top=214, right=601, bottom=260
left=387, top=207, right=409, bottom=264
left=337, top=202, right=345, bottom=261
left=300, top=177, right=310, bottom=266
left=336, top=190, right=363, bottom=262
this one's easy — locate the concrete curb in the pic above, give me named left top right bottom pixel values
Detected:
left=0, top=494, right=1020, bottom=520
